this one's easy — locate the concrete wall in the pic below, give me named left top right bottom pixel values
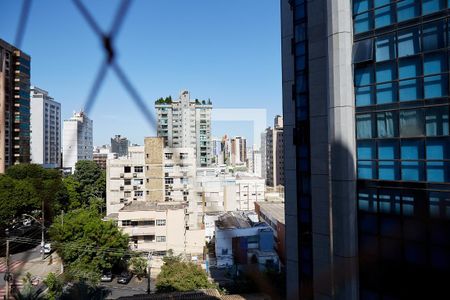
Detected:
left=145, top=137, right=164, bottom=201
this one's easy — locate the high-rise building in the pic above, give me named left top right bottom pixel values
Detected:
left=282, top=1, right=450, bottom=299
left=62, top=111, right=93, bottom=173
left=0, top=39, right=31, bottom=173
left=30, top=86, right=61, bottom=168
left=265, top=116, right=284, bottom=187
left=111, top=134, right=129, bottom=157
left=155, top=90, right=212, bottom=167
left=231, top=136, right=247, bottom=166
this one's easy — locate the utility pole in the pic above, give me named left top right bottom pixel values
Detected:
left=41, top=199, right=45, bottom=260
left=5, top=239, right=10, bottom=300
left=61, top=211, right=64, bottom=273
left=146, top=252, right=152, bottom=294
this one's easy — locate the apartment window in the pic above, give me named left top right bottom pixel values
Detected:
left=124, top=179, right=131, bottom=185
left=357, top=141, right=376, bottom=179
left=156, top=219, right=166, bottom=226
left=135, top=191, right=143, bottom=197
left=425, top=106, right=449, bottom=136
left=124, top=166, right=131, bottom=173
left=134, top=166, right=143, bottom=173
left=156, top=236, right=166, bottom=242
left=401, top=140, right=424, bottom=181
left=397, top=0, right=419, bottom=22
left=165, top=153, right=173, bottom=159
left=124, top=191, right=131, bottom=197
left=143, top=235, right=155, bottom=242
left=165, top=178, right=174, bottom=184
left=122, top=220, right=131, bottom=226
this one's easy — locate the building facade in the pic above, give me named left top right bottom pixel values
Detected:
left=265, top=116, right=284, bottom=187
left=62, top=111, right=93, bottom=173
left=30, top=86, right=61, bottom=168
left=155, top=90, right=212, bottom=167
left=111, top=134, right=129, bottom=157
left=282, top=0, right=450, bottom=299
left=230, top=136, right=247, bottom=166
left=0, top=39, right=31, bottom=173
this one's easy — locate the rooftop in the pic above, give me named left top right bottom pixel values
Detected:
left=215, top=211, right=266, bottom=230
left=256, top=201, right=285, bottom=224
left=119, top=201, right=186, bottom=212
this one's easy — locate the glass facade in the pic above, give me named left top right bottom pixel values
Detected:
left=353, top=1, right=450, bottom=298
left=292, top=0, right=313, bottom=297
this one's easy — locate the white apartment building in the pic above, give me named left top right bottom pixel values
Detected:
left=116, top=201, right=203, bottom=255
left=230, top=136, right=247, bottom=166
left=265, top=115, right=284, bottom=187
left=235, top=173, right=265, bottom=211
left=155, top=90, right=212, bottom=167
left=62, top=111, right=93, bottom=172
left=106, top=146, right=146, bottom=214
left=30, top=86, right=61, bottom=168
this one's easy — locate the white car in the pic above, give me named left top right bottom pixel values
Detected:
left=40, top=243, right=51, bottom=254
left=22, top=219, right=32, bottom=226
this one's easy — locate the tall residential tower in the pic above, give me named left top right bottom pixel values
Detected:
left=0, top=39, right=31, bottom=173
left=155, top=90, right=212, bottom=167
left=282, top=0, right=450, bottom=299
left=265, top=115, right=284, bottom=187
left=30, top=86, right=61, bottom=168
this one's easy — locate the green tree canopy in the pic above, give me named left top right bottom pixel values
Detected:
left=156, top=255, right=215, bottom=293
left=49, top=209, right=129, bottom=283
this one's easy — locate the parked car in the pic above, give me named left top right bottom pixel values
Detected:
left=117, top=272, right=132, bottom=284
left=22, top=218, right=32, bottom=227
left=100, top=270, right=113, bottom=282
left=40, top=243, right=51, bottom=254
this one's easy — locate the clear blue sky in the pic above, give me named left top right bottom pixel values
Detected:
left=0, top=0, right=282, bottom=146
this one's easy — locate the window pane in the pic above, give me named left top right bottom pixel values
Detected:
left=378, top=142, right=399, bottom=180
left=422, top=21, right=445, bottom=51
left=399, top=79, right=422, bottom=101
left=357, top=114, right=373, bottom=139
left=355, top=65, right=373, bottom=85
left=399, top=57, right=422, bottom=79
left=426, top=106, right=449, bottom=136
left=427, top=161, right=446, bottom=182
left=375, top=34, right=396, bottom=61
left=353, top=0, right=370, bottom=14
left=374, top=5, right=394, bottom=29
left=377, top=111, right=397, bottom=137
left=423, top=52, right=446, bottom=75
left=401, top=140, right=424, bottom=160
left=358, top=190, right=378, bottom=212
left=427, top=139, right=447, bottom=159
left=379, top=140, right=398, bottom=159
left=400, top=110, right=424, bottom=137
left=397, top=0, right=420, bottom=22
left=422, top=0, right=446, bottom=15
left=374, top=0, right=389, bottom=8
left=402, top=161, right=423, bottom=181
left=376, top=82, right=398, bottom=104
left=295, top=23, right=306, bottom=42
left=379, top=192, right=401, bottom=213
left=357, top=141, right=375, bottom=159
left=376, top=62, right=396, bottom=82
left=398, top=28, right=420, bottom=57
left=354, top=12, right=372, bottom=34
left=356, top=86, right=374, bottom=106
left=358, top=161, right=376, bottom=179
left=353, top=39, right=374, bottom=63
left=424, top=75, right=448, bottom=99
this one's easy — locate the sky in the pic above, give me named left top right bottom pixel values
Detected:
left=0, top=0, right=282, bottom=147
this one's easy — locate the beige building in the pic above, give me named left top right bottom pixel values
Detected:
left=116, top=201, right=203, bottom=255
left=265, top=115, right=284, bottom=187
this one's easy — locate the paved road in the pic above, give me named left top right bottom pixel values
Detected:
left=100, top=276, right=156, bottom=299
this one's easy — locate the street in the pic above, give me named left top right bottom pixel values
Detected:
left=99, top=276, right=156, bottom=299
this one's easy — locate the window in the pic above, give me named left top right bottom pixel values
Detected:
left=401, top=140, right=424, bottom=181
left=424, top=74, right=448, bottom=98
left=378, top=141, right=399, bottom=180
left=377, top=111, right=397, bottom=138
left=374, top=4, right=394, bottom=29
left=165, top=178, right=174, bottom=184
left=426, top=139, right=448, bottom=182
left=399, top=56, right=421, bottom=79
left=354, top=12, right=372, bottom=34
left=156, top=236, right=166, bottom=242
left=134, top=166, right=143, bottom=173
left=357, top=141, right=376, bottom=179
left=422, top=20, right=445, bottom=51
left=422, top=0, right=446, bottom=15
left=379, top=190, right=401, bottom=214
left=400, top=110, right=424, bottom=137
left=358, top=189, right=378, bottom=213
left=397, top=0, right=419, bottom=22
left=122, top=220, right=131, bottom=226
left=353, top=39, right=374, bottom=63
left=143, top=235, right=155, bottom=242
left=135, top=191, right=143, bottom=197
left=124, top=166, right=131, bottom=173
left=426, top=106, right=449, bottom=136
left=353, top=0, right=370, bottom=14
left=124, top=179, right=131, bottom=185
left=376, top=62, right=396, bottom=83
left=399, top=78, right=422, bottom=101
left=357, top=114, right=373, bottom=139
left=402, top=195, right=415, bottom=216
left=165, top=153, right=173, bottom=159
left=398, top=28, right=420, bottom=57
left=156, top=219, right=166, bottom=226
left=423, top=52, right=446, bottom=75
left=429, top=192, right=450, bottom=219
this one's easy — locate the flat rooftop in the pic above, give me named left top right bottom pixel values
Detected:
left=216, top=211, right=266, bottom=230
left=119, top=201, right=185, bottom=212
left=256, top=202, right=285, bottom=224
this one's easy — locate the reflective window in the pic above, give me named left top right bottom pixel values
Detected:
left=400, top=109, right=424, bottom=137
left=401, top=140, right=424, bottom=181
left=374, top=5, right=394, bottom=29
left=376, top=34, right=396, bottom=61
left=378, top=141, right=399, bottom=180
left=425, top=106, right=449, bottom=136
left=355, top=12, right=372, bottom=34
left=397, top=0, right=420, bottom=22
left=424, top=74, right=448, bottom=98
left=399, top=78, right=422, bottom=101
left=422, top=21, right=445, bottom=51
left=357, top=114, right=373, bottom=139
left=422, top=0, right=446, bottom=15
left=377, top=111, right=397, bottom=137
left=398, top=28, right=420, bottom=57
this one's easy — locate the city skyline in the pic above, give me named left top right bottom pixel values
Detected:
left=0, top=0, right=282, bottom=146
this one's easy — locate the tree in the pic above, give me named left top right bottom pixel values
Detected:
left=156, top=254, right=215, bottom=293
left=49, top=209, right=129, bottom=283
left=130, top=256, right=147, bottom=280
left=74, top=161, right=102, bottom=188
left=44, top=272, right=63, bottom=300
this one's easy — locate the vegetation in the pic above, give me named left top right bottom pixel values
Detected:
left=155, top=96, right=172, bottom=104
left=156, top=254, right=215, bottom=293
left=130, top=256, right=147, bottom=280
left=44, top=273, right=63, bottom=300
left=49, top=208, right=128, bottom=283
left=12, top=273, right=43, bottom=300
left=0, top=164, right=66, bottom=230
